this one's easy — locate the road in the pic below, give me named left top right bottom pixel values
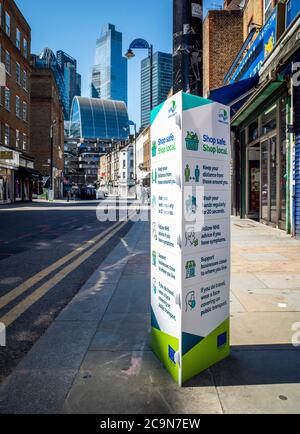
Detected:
left=0, top=199, right=133, bottom=383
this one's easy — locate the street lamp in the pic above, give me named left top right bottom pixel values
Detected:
left=125, top=39, right=153, bottom=112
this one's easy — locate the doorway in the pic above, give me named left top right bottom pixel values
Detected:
left=260, top=135, right=277, bottom=225
left=247, top=146, right=260, bottom=220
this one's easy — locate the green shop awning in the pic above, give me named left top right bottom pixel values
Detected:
left=231, top=79, right=285, bottom=127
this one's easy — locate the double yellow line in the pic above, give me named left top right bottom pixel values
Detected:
left=0, top=219, right=128, bottom=327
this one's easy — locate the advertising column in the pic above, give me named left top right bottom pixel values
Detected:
left=151, top=91, right=231, bottom=386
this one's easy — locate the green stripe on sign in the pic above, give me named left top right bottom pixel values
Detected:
left=151, top=327, right=179, bottom=384
left=182, top=318, right=230, bottom=384
left=182, top=92, right=213, bottom=111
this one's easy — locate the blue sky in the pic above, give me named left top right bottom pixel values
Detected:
left=15, top=0, right=223, bottom=129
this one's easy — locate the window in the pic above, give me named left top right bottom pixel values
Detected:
left=248, top=120, right=259, bottom=143
left=23, top=101, right=27, bottom=121
left=23, top=133, right=27, bottom=150
left=16, top=96, right=21, bottom=118
left=123, top=160, right=126, bottom=169
left=5, top=12, right=10, bottom=36
left=16, top=129, right=20, bottom=148
left=5, top=87, right=10, bottom=110
left=264, top=0, right=273, bottom=24
left=261, top=104, right=277, bottom=135
left=16, top=62, right=21, bottom=84
left=5, top=51, right=11, bottom=74
left=23, top=38, right=28, bottom=58
left=4, top=124, right=10, bottom=146
left=16, top=28, right=21, bottom=49
left=23, top=70, right=27, bottom=90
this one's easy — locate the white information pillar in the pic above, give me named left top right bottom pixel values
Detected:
left=150, top=91, right=231, bottom=386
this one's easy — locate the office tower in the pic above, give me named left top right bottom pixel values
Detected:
left=56, top=50, right=81, bottom=119
left=91, top=24, right=127, bottom=105
left=141, top=51, right=173, bottom=128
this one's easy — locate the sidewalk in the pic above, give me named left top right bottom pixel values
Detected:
left=1, top=218, right=300, bottom=414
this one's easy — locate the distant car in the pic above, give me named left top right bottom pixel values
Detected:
left=96, top=189, right=105, bottom=200
left=80, top=186, right=96, bottom=200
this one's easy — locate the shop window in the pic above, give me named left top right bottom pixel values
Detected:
left=261, top=104, right=277, bottom=135
left=261, top=140, right=269, bottom=220
left=280, top=97, right=288, bottom=223
left=248, top=120, right=259, bottom=143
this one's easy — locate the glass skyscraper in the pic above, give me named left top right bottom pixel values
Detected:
left=141, top=51, right=173, bottom=128
left=56, top=50, right=81, bottom=120
left=91, top=24, right=127, bottom=106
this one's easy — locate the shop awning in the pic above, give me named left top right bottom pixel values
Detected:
left=18, top=167, right=43, bottom=180
left=209, top=75, right=259, bottom=106
left=231, top=78, right=286, bottom=126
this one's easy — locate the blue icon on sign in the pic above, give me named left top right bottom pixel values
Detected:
left=168, top=345, right=176, bottom=364
left=217, top=332, right=227, bottom=349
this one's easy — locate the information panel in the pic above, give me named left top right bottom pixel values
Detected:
left=151, top=91, right=231, bottom=386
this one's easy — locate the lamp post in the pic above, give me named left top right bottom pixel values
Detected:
left=125, top=39, right=154, bottom=113
left=49, top=120, right=56, bottom=201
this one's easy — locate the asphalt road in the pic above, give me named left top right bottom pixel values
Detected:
left=0, top=200, right=133, bottom=383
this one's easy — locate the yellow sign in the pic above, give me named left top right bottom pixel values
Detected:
left=0, top=151, right=14, bottom=160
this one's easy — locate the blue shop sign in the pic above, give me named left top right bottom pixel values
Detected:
left=286, top=0, right=300, bottom=29
left=230, top=8, right=277, bottom=83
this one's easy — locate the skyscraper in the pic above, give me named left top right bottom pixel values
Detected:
left=141, top=52, right=173, bottom=128
left=91, top=24, right=127, bottom=105
left=56, top=50, right=81, bottom=120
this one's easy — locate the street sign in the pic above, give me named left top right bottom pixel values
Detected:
left=151, top=91, right=231, bottom=386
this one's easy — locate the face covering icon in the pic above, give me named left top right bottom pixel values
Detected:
left=186, top=291, right=196, bottom=312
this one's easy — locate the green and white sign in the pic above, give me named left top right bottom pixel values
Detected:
left=151, top=91, right=231, bottom=386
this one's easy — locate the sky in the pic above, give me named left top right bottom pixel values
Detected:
left=15, top=0, right=223, bottom=129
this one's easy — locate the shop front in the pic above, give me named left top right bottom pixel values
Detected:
left=0, top=148, right=20, bottom=204
left=232, top=82, right=290, bottom=231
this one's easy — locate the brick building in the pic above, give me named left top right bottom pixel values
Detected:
left=0, top=0, right=39, bottom=203
left=203, top=6, right=243, bottom=96
left=30, top=63, right=64, bottom=199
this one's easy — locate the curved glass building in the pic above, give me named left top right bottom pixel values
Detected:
left=69, top=97, right=129, bottom=140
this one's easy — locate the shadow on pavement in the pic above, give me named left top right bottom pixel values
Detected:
left=185, top=343, right=300, bottom=388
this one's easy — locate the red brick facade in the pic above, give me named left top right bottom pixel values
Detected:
left=0, top=0, right=31, bottom=156
left=30, top=67, right=64, bottom=197
left=203, top=9, right=243, bottom=96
